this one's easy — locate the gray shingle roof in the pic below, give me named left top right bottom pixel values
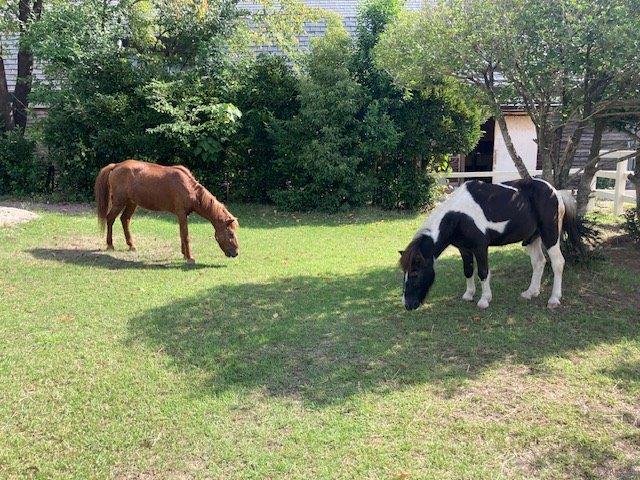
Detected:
left=240, top=0, right=425, bottom=50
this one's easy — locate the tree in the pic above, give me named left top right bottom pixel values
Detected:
left=0, top=0, right=44, bottom=132
left=271, top=25, right=372, bottom=211
left=356, top=0, right=483, bottom=209
left=230, top=54, right=300, bottom=202
left=29, top=0, right=324, bottom=197
left=375, top=0, right=640, bottom=211
left=269, top=0, right=484, bottom=212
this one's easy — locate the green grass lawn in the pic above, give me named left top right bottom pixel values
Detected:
left=0, top=204, right=638, bottom=479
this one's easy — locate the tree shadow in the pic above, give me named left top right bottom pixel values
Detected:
left=27, top=248, right=224, bottom=271
left=128, top=256, right=638, bottom=407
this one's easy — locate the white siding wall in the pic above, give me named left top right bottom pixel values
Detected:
left=493, top=114, right=538, bottom=182
left=1, top=34, right=46, bottom=93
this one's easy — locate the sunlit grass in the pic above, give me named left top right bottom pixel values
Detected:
left=0, top=204, right=638, bottom=479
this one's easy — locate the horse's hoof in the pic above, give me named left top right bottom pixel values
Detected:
left=547, top=298, right=561, bottom=309
left=129, top=246, right=137, bottom=252
left=521, top=289, right=540, bottom=300
left=185, top=258, right=196, bottom=264
left=477, top=298, right=490, bottom=309
left=106, top=245, right=114, bottom=251
left=462, top=291, right=475, bottom=301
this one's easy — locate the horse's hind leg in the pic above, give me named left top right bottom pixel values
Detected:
left=459, top=248, right=476, bottom=301
left=521, top=237, right=546, bottom=300
left=121, top=202, right=138, bottom=252
left=546, top=242, right=564, bottom=308
left=106, top=200, right=126, bottom=250
left=541, top=197, right=566, bottom=308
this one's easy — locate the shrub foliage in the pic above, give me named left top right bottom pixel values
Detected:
left=4, top=0, right=483, bottom=212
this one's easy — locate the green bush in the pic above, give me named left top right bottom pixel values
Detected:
left=228, top=55, right=300, bottom=202
left=622, top=208, right=640, bottom=243
left=270, top=27, right=375, bottom=212
left=39, top=55, right=166, bottom=198
left=0, top=132, right=45, bottom=195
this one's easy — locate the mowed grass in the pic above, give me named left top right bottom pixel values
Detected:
left=0, top=204, right=638, bottom=479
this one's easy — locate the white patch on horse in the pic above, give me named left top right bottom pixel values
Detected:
left=477, top=270, right=492, bottom=309
left=496, top=183, right=519, bottom=193
left=533, top=177, right=556, bottom=192
left=462, top=274, right=476, bottom=301
left=402, top=272, right=408, bottom=306
left=417, top=183, right=509, bottom=243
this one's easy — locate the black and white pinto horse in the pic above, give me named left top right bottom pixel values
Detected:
left=400, top=179, right=580, bottom=310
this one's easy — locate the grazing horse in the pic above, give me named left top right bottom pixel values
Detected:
left=94, top=159, right=239, bottom=262
left=400, top=179, right=581, bottom=310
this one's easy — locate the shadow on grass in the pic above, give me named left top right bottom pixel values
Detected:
left=128, top=256, right=638, bottom=406
left=27, top=248, right=224, bottom=271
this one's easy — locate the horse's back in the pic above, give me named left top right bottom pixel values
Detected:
left=460, top=180, right=539, bottom=246
left=108, top=160, right=196, bottom=212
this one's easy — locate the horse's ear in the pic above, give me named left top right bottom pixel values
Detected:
left=398, top=250, right=404, bottom=256
left=226, top=217, right=237, bottom=227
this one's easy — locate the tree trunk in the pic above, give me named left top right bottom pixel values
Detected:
left=536, top=125, right=550, bottom=179
left=629, top=147, right=640, bottom=219
left=13, top=0, right=43, bottom=133
left=0, top=54, right=14, bottom=131
left=575, top=119, right=605, bottom=217
left=557, top=121, right=585, bottom=188
left=494, top=108, right=532, bottom=181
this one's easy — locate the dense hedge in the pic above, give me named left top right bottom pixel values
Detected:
left=3, top=0, right=483, bottom=212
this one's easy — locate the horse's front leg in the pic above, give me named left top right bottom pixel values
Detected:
left=178, top=214, right=194, bottom=263
left=459, top=248, right=476, bottom=301
left=474, top=247, right=492, bottom=309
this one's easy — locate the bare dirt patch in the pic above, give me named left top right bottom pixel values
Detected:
left=0, top=206, right=39, bottom=226
left=0, top=200, right=91, bottom=215
left=600, top=224, right=640, bottom=274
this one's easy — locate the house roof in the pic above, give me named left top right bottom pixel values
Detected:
left=240, top=0, right=425, bottom=52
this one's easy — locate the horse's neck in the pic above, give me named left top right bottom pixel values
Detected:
left=194, top=187, right=227, bottom=227
left=417, top=225, right=451, bottom=260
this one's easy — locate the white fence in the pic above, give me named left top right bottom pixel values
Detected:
left=437, top=150, right=636, bottom=215
left=590, top=161, right=636, bottom=215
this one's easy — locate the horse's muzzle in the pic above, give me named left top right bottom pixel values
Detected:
left=404, top=300, right=420, bottom=311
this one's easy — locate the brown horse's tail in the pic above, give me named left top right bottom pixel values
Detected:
left=95, top=163, right=116, bottom=231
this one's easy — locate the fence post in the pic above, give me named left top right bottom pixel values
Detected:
left=587, top=174, right=597, bottom=212
left=613, top=160, right=627, bottom=215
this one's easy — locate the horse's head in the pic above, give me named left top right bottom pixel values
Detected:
left=399, top=234, right=435, bottom=310
left=214, top=217, right=239, bottom=258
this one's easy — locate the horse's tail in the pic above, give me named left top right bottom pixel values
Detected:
left=95, top=163, right=117, bottom=231
left=558, top=190, right=580, bottom=247
left=558, top=190, right=599, bottom=257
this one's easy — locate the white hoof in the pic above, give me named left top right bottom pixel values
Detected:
left=521, top=289, right=540, bottom=300
left=462, top=291, right=475, bottom=301
left=477, top=298, right=490, bottom=309
left=547, top=297, right=561, bottom=309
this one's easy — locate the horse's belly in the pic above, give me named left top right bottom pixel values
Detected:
left=489, top=222, right=536, bottom=246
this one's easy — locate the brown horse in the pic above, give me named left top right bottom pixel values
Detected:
left=94, top=159, right=239, bottom=262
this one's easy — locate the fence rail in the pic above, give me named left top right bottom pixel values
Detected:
left=437, top=151, right=636, bottom=215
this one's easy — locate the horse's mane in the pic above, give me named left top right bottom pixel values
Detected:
left=399, top=236, right=426, bottom=272
left=195, top=183, right=238, bottom=227
left=172, top=164, right=237, bottom=227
